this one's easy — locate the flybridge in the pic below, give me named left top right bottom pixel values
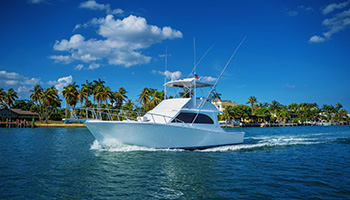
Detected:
left=164, top=78, right=214, bottom=88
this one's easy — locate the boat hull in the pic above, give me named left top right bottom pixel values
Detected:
left=84, top=120, right=245, bottom=149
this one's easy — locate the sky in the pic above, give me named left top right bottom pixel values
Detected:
left=0, top=0, right=349, bottom=111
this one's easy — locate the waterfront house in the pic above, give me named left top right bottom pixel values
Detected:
left=211, top=98, right=238, bottom=112
left=0, top=107, right=38, bottom=117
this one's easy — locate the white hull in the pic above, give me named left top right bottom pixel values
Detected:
left=85, top=120, right=244, bottom=149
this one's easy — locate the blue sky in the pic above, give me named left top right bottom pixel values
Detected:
left=0, top=0, right=349, bottom=110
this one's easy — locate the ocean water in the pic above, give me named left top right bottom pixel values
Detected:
left=0, top=126, right=349, bottom=199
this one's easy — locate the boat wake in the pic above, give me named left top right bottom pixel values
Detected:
left=90, top=132, right=348, bottom=152
left=90, top=140, right=183, bottom=152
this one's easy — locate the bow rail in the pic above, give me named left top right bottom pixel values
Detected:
left=63, top=108, right=189, bottom=126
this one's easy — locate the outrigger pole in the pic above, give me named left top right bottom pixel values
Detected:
left=191, top=36, right=247, bottom=125
left=164, top=46, right=168, bottom=100
left=211, top=35, right=246, bottom=92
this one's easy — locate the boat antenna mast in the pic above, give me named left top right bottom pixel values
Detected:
left=191, top=36, right=247, bottom=126
left=164, top=46, right=168, bottom=100
left=209, top=36, right=247, bottom=95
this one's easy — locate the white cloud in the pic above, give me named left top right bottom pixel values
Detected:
left=322, top=0, right=350, bottom=15
left=287, top=11, right=298, bottom=17
left=201, top=76, right=217, bottom=82
left=0, top=70, right=42, bottom=100
left=48, top=75, right=73, bottom=93
left=0, top=70, right=42, bottom=87
left=88, top=63, right=100, bottom=70
left=51, top=15, right=182, bottom=68
left=285, top=84, right=296, bottom=89
left=309, top=35, right=326, bottom=43
left=27, top=0, right=46, bottom=4
left=309, top=2, right=350, bottom=43
left=75, top=64, right=84, bottom=71
left=154, top=70, right=182, bottom=80
left=79, top=0, right=124, bottom=15
left=17, top=86, right=31, bottom=99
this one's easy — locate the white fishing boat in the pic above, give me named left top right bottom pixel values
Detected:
left=76, top=77, right=244, bottom=149
left=65, top=38, right=246, bottom=149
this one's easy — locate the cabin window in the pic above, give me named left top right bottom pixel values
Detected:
left=171, top=112, right=214, bottom=124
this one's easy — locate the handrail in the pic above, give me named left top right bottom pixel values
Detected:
left=65, top=107, right=189, bottom=127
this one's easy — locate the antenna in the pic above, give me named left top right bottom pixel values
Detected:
left=193, top=37, right=196, bottom=72
left=191, top=36, right=247, bottom=125
left=188, top=43, right=215, bottom=78
left=212, top=35, right=247, bottom=90
left=164, top=46, right=168, bottom=100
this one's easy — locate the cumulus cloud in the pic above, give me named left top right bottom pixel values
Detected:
left=27, top=0, right=46, bottom=4
left=75, top=64, right=84, bottom=71
left=0, top=70, right=41, bottom=87
left=79, top=0, right=124, bottom=15
left=201, top=76, right=217, bottom=82
left=48, top=75, right=73, bottom=93
left=322, top=0, right=350, bottom=15
left=309, top=1, right=350, bottom=43
left=286, top=5, right=314, bottom=17
left=287, top=11, right=298, bottom=17
left=153, top=70, right=182, bottom=81
left=88, top=63, right=100, bottom=70
left=51, top=14, right=182, bottom=68
left=309, top=35, right=326, bottom=43
left=0, top=70, right=42, bottom=100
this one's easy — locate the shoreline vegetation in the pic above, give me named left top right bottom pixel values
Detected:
left=1, top=79, right=349, bottom=128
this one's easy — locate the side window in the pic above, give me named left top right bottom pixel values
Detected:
left=171, top=113, right=195, bottom=123
left=195, top=114, right=214, bottom=124
left=171, top=113, right=214, bottom=124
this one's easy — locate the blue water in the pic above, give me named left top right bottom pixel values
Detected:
left=0, top=126, right=350, bottom=199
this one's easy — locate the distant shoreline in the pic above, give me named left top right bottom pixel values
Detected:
left=34, top=124, right=86, bottom=128
left=2, top=122, right=349, bottom=129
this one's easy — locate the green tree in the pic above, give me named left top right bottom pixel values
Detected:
left=62, top=82, right=79, bottom=118
left=29, top=85, right=44, bottom=122
left=246, top=96, right=258, bottom=115
left=276, top=106, right=290, bottom=124
left=254, top=107, right=271, bottom=122
left=4, top=88, right=18, bottom=108
left=149, top=89, right=162, bottom=108
left=101, top=86, right=113, bottom=106
left=230, top=105, right=251, bottom=122
left=42, top=86, right=60, bottom=123
left=13, top=99, right=34, bottom=111
left=212, top=91, right=222, bottom=100
left=113, top=87, right=128, bottom=110
left=138, top=87, right=151, bottom=105
left=92, top=79, right=105, bottom=107
left=0, top=88, right=7, bottom=106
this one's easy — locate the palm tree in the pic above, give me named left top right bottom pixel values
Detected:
left=0, top=88, right=6, bottom=106
left=42, top=86, right=58, bottom=106
left=78, top=87, right=89, bottom=107
left=138, top=87, right=151, bottom=105
left=93, top=78, right=105, bottom=87
left=62, top=82, right=79, bottom=117
left=149, top=89, right=161, bottom=108
left=93, top=85, right=104, bottom=108
left=4, top=88, right=18, bottom=108
left=246, top=96, right=258, bottom=115
left=81, top=80, right=93, bottom=96
left=269, top=100, right=281, bottom=112
left=101, top=86, right=113, bottom=106
left=92, top=79, right=106, bottom=108
left=29, top=85, right=43, bottom=105
left=41, top=87, right=60, bottom=123
left=113, top=87, right=128, bottom=110
left=122, top=99, right=134, bottom=111
left=258, top=102, right=269, bottom=108
left=212, top=91, right=222, bottom=100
